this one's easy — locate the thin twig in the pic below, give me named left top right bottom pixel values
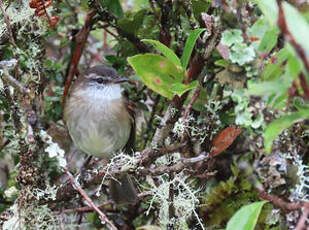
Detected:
left=62, top=10, right=96, bottom=105
left=182, top=85, right=201, bottom=121
left=257, top=188, right=308, bottom=211
left=55, top=200, right=113, bottom=215
left=0, top=66, right=30, bottom=94
left=103, top=28, right=119, bottom=40
left=295, top=206, right=309, bottom=230
left=0, top=0, right=17, bottom=48
left=167, top=156, right=175, bottom=230
left=62, top=167, right=117, bottom=230
left=181, top=85, right=201, bottom=143
left=143, top=94, right=161, bottom=147
left=53, top=193, right=151, bottom=215
left=277, top=0, right=309, bottom=73
left=139, top=152, right=208, bottom=176
left=140, top=142, right=187, bottom=166
left=149, top=0, right=160, bottom=22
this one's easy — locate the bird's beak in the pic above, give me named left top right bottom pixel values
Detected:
left=113, top=77, right=128, bottom=84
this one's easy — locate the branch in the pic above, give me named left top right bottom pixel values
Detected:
left=182, top=85, right=201, bottom=121
left=0, top=64, right=30, bottom=94
left=139, top=152, right=209, bottom=176
left=257, top=188, right=308, bottom=211
left=141, top=22, right=221, bottom=165
left=140, top=143, right=187, bottom=166
left=149, top=0, right=160, bottom=23
left=168, top=159, right=175, bottom=229
left=142, top=94, right=161, bottom=147
left=62, top=10, right=96, bottom=105
left=276, top=0, right=309, bottom=99
left=156, top=0, right=172, bottom=46
left=181, top=85, right=201, bottom=143
left=295, top=206, right=309, bottom=230
left=53, top=193, right=151, bottom=215
left=56, top=143, right=208, bottom=202
left=0, top=0, right=17, bottom=48
left=62, top=167, right=117, bottom=230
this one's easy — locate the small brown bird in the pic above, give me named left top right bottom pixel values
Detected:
left=64, top=65, right=137, bottom=204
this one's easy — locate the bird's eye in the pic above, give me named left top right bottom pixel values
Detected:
left=96, top=78, right=104, bottom=84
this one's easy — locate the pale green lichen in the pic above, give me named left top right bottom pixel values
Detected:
left=286, top=154, right=309, bottom=202
left=40, top=130, right=67, bottom=167
left=3, top=203, right=81, bottom=230
left=32, top=185, right=58, bottom=201
left=146, top=173, right=204, bottom=229
left=2, top=187, right=81, bottom=230
left=96, top=151, right=138, bottom=196
left=221, top=29, right=256, bottom=65
left=173, top=99, right=223, bottom=142
left=0, top=1, right=53, bottom=80
left=4, top=186, right=18, bottom=198
left=231, top=89, right=265, bottom=129
left=143, top=153, right=204, bottom=229
left=173, top=116, right=210, bottom=142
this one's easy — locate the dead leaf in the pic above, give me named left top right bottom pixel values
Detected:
left=217, top=43, right=230, bottom=60
left=210, top=127, right=242, bottom=157
left=216, top=69, right=246, bottom=89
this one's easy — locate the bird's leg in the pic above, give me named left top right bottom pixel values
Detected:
left=80, top=155, right=93, bottom=178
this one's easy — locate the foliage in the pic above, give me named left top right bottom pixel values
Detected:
left=226, top=201, right=267, bottom=230
left=0, top=0, right=308, bottom=229
left=128, top=29, right=205, bottom=99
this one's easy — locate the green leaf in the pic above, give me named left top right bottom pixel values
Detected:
left=142, top=39, right=182, bottom=67
left=264, top=110, right=309, bottom=154
left=192, top=0, right=210, bottom=21
left=248, top=18, right=269, bottom=39
left=267, top=93, right=287, bottom=110
left=294, top=97, right=309, bottom=111
left=256, top=0, right=309, bottom=56
left=287, top=54, right=302, bottom=79
left=99, top=0, right=124, bottom=18
left=258, top=27, right=279, bottom=53
left=215, top=59, right=229, bottom=68
left=283, top=2, right=309, bottom=56
left=246, top=78, right=290, bottom=96
left=170, top=80, right=199, bottom=97
left=255, top=0, right=278, bottom=25
left=118, top=9, right=146, bottom=35
left=261, top=48, right=290, bottom=81
left=226, top=201, right=267, bottom=230
left=127, top=54, right=184, bottom=99
left=181, top=28, right=206, bottom=69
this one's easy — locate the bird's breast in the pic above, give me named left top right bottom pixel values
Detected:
left=64, top=94, right=131, bottom=159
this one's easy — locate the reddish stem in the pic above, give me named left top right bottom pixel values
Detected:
left=62, top=10, right=96, bottom=105
left=276, top=0, right=309, bottom=100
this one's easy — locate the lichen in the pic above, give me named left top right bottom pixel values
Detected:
left=146, top=174, right=204, bottom=229
left=287, top=153, right=309, bottom=202
left=0, top=1, right=52, bottom=81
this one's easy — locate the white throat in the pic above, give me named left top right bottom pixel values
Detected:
left=75, top=84, right=123, bottom=102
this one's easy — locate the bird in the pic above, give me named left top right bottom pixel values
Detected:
left=63, top=65, right=137, bottom=204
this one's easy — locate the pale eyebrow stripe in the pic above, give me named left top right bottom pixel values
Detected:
left=88, top=73, right=99, bottom=78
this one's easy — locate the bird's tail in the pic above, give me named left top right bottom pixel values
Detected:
left=109, top=174, right=138, bottom=204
